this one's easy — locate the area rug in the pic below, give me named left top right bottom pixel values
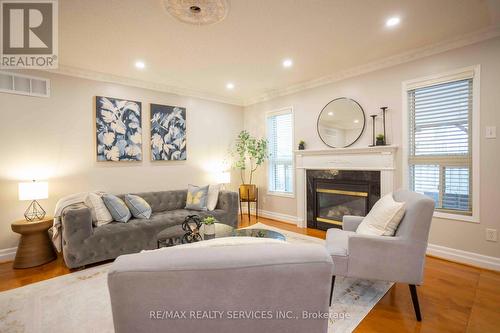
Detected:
left=0, top=223, right=392, bottom=333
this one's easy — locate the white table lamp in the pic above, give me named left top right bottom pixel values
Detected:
left=18, top=180, right=48, bottom=221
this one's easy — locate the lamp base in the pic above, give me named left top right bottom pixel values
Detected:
left=24, top=200, right=46, bottom=222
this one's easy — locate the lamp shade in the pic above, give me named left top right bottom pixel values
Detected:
left=18, top=181, right=49, bottom=201
left=216, top=171, right=231, bottom=184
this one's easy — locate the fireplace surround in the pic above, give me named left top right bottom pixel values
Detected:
left=307, top=170, right=380, bottom=230
left=295, top=146, right=398, bottom=228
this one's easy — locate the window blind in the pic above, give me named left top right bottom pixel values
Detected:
left=408, top=78, right=472, bottom=215
left=267, top=111, right=293, bottom=193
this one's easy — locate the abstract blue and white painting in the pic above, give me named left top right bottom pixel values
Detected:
left=150, top=104, right=186, bottom=161
left=96, top=96, right=142, bottom=161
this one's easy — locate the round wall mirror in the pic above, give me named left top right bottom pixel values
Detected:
left=317, top=98, right=366, bottom=148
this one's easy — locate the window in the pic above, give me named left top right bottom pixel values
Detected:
left=267, top=108, right=294, bottom=195
left=407, top=69, right=478, bottom=220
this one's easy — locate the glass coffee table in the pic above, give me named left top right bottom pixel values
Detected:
left=157, top=223, right=286, bottom=248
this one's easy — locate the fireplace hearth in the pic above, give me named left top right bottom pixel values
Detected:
left=307, top=170, right=380, bottom=231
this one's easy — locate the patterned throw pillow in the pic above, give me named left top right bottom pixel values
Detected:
left=125, top=194, right=152, bottom=219
left=185, top=184, right=209, bottom=211
left=102, top=194, right=132, bottom=223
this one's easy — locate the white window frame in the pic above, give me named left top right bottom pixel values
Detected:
left=266, top=106, right=295, bottom=198
left=402, top=65, right=480, bottom=223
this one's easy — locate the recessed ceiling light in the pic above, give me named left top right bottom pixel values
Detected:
left=386, top=17, right=400, bottom=27
left=282, top=59, right=293, bottom=68
left=135, top=61, right=145, bottom=69
left=328, top=112, right=334, bottom=116
left=354, top=119, right=360, bottom=123
left=226, top=82, right=235, bottom=90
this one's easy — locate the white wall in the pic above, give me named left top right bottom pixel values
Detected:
left=244, top=37, right=500, bottom=259
left=0, top=72, right=243, bottom=250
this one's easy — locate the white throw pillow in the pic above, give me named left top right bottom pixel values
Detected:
left=206, top=184, right=222, bottom=211
left=356, top=193, right=405, bottom=236
left=84, top=192, right=113, bottom=227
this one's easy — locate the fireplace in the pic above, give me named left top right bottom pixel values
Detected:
left=307, top=170, right=380, bottom=231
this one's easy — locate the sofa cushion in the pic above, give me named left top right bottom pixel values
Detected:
left=125, top=194, right=152, bottom=219
left=103, top=194, right=132, bottom=223
left=185, top=184, right=209, bottom=211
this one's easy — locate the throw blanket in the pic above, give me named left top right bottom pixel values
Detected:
left=51, top=192, right=89, bottom=252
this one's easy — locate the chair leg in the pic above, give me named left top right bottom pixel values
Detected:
left=409, top=284, right=422, bottom=321
left=329, top=276, right=335, bottom=306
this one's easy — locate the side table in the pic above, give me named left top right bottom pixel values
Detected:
left=11, top=216, right=56, bottom=269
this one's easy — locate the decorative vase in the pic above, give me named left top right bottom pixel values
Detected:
left=239, top=184, right=257, bottom=201
left=376, top=138, right=385, bottom=146
left=298, top=143, right=305, bottom=150
left=203, top=223, right=216, bottom=240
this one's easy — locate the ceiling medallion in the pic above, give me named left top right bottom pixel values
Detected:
left=165, top=0, right=229, bottom=25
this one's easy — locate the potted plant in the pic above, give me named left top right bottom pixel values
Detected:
left=232, top=130, right=268, bottom=201
left=376, top=134, right=385, bottom=146
left=298, top=140, right=306, bottom=150
left=202, top=216, right=216, bottom=239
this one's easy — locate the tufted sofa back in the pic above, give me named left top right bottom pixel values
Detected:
left=124, top=190, right=188, bottom=213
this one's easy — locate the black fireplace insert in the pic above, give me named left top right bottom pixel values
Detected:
left=306, top=170, right=380, bottom=231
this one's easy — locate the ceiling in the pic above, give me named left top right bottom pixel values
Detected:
left=57, top=0, right=500, bottom=105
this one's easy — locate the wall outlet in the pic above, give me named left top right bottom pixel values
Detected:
left=485, top=126, right=496, bottom=139
left=486, top=228, right=498, bottom=242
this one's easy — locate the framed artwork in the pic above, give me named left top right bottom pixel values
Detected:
left=95, top=96, right=142, bottom=161
left=150, top=104, right=187, bottom=161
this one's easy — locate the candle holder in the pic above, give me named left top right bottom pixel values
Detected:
left=381, top=106, right=388, bottom=145
left=369, top=115, right=377, bottom=147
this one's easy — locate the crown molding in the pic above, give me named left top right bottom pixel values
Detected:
left=49, top=65, right=245, bottom=106
left=46, top=25, right=500, bottom=108
left=243, top=25, right=500, bottom=106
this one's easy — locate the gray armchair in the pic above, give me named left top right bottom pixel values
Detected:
left=325, top=190, right=435, bottom=321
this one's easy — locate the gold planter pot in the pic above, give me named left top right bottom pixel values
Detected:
left=239, top=184, right=257, bottom=201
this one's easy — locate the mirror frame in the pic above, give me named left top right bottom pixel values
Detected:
left=316, top=97, right=366, bottom=148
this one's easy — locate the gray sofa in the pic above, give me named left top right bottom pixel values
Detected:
left=108, top=242, right=334, bottom=333
left=60, top=190, right=239, bottom=268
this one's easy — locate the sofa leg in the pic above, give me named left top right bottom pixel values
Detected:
left=329, top=275, right=335, bottom=306
left=409, top=284, right=422, bottom=321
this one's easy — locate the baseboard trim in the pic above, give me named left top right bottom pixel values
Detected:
left=240, top=208, right=302, bottom=225
left=426, top=243, right=500, bottom=271
left=0, top=247, right=17, bottom=263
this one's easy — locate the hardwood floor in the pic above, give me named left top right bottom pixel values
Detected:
left=1, top=216, right=499, bottom=333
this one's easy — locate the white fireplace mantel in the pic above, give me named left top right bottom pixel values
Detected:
left=294, top=146, right=399, bottom=228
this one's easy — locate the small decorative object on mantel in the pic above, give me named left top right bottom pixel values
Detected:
left=202, top=216, right=217, bottom=240
left=181, top=215, right=203, bottom=243
left=298, top=140, right=306, bottom=150
left=376, top=134, right=385, bottom=146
